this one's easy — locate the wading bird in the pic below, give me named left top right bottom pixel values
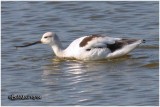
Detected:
left=15, top=32, right=145, bottom=60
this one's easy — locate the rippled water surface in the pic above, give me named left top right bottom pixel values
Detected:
left=1, top=1, right=159, bottom=106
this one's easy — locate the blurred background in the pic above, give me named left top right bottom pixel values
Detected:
left=1, top=1, right=159, bottom=106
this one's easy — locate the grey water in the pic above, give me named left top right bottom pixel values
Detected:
left=1, top=1, right=159, bottom=106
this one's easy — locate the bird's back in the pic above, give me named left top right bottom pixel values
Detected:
left=63, top=34, right=144, bottom=60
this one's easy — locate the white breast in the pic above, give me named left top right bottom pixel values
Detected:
left=63, top=36, right=87, bottom=58
left=63, top=35, right=113, bottom=60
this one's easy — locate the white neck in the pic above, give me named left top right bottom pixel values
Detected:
left=50, top=40, right=64, bottom=58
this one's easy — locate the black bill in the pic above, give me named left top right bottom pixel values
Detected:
left=15, top=41, right=41, bottom=48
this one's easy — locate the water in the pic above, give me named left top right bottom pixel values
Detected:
left=1, top=1, right=159, bottom=106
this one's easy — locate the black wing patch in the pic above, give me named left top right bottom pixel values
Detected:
left=84, top=38, right=139, bottom=52
left=107, top=39, right=138, bottom=52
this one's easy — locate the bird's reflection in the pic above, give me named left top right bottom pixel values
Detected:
left=42, top=55, right=133, bottom=76
left=40, top=54, right=150, bottom=104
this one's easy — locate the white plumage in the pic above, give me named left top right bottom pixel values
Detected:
left=16, top=32, right=145, bottom=60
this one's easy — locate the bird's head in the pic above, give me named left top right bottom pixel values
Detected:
left=41, top=32, right=55, bottom=45
left=15, top=32, right=59, bottom=48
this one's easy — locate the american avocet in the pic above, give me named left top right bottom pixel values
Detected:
left=16, top=32, right=145, bottom=60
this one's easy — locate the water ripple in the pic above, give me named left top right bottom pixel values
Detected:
left=2, top=1, right=158, bottom=106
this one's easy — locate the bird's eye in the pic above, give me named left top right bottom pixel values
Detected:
left=44, top=36, right=48, bottom=38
